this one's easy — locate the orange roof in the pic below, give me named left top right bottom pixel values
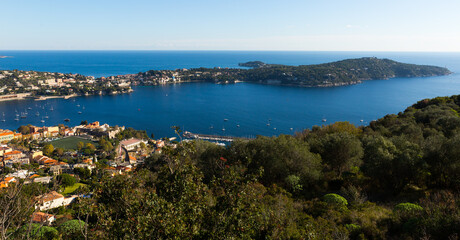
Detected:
left=0, top=132, right=13, bottom=137
left=82, top=159, right=92, bottom=163
left=32, top=212, right=54, bottom=223
left=37, top=191, right=64, bottom=203
left=4, top=150, right=22, bottom=155
left=4, top=177, right=15, bottom=182
left=129, top=156, right=136, bottom=161
left=29, top=174, right=40, bottom=179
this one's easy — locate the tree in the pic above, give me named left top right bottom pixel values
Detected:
left=54, top=148, right=64, bottom=157
left=57, top=173, right=76, bottom=189
left=77, top=142, right=84, bottom=151
left=80, top=120, right=88, bottom=125
left=313, top=132, right=363, bottom=178
left=58, top=220, right=87, bottom=239
left=17, top=125, right=30, bottom=135
left=42, top=144, right=54, bottom=157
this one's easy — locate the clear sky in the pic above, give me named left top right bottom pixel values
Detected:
left=1, top=0, right=460, bottom=51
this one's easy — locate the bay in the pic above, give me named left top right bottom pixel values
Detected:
left=0, top=51, right=459, bottom=138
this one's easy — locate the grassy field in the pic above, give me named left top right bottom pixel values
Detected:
left=62, top=183, right=86, bottom=196
left=50, top=136, right=98, bottom=150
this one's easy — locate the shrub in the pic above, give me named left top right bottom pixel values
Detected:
left=323, top=193, right=348, bottom=206
left=16, top=224, right=59, bottom=240
left=394, top=203, right=423, bottom=213
left=58, top=219, right=87, bottom=239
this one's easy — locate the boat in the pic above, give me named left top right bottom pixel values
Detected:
left=78, top=111, right=82, bottom=114
left=222, top=128, right=226, bottom=131
left=274, top=128, right=277, bottom=130
left=50, top=107, right=54, bottom=111
left=41, top=118, right=45, bottom=123
left=76, top=104, right=80, bottom=107
left=14, top=118, right=19, bottom=121
left=236, top=124, right=240, bottom=128
left=82, top=106, right=85, bottom=110
left=322, top=118, right=327, bottom=122
left=290, top=128, right=294, bottom=131
left=64, top=118, right=70, bottom=122
left=44, top=115, right=49, bottom=119
left=360, top=119, right=364, bottom=122
left=224, top=119, right=228, bottom=121
left=20, top=113, right=27, bottom=118
left=27, top=107, right=32, bottom=110
left=35, top=112, right=40, bottom=116
left=209, top=125, right=214, bottom=129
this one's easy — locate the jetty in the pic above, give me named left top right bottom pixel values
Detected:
left=183, top=131, right=254, bottom=142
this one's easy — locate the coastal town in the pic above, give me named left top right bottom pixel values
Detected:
left=0, top=121, right=171, bottom=227
left=0, top=69, right=133, bottom=101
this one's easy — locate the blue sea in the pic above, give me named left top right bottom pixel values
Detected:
left=0, top=51, right=460, bottom=138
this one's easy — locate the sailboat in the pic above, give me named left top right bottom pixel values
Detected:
left=1, top=112, right=5, bottom=122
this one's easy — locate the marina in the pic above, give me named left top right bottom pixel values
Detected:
left=183, top=131, right=254, bottom=142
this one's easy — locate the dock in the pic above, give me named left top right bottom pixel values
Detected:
left=183, top=131, right=254, bottom=142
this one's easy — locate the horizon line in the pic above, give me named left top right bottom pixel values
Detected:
left=1, top=49, right=460, bottom=53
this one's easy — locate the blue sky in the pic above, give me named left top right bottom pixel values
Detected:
left=1, top=0, right=459, bottom=51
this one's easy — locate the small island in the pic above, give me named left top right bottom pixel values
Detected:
left=0, top=57, right=451, bottom=100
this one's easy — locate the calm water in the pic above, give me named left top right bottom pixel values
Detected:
left=0, top=51, right=459, bottom=138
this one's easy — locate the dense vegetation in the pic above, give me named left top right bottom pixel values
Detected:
left=236, top=58, right=451, bottom=86
left=4, top=94, right=460, bottom=239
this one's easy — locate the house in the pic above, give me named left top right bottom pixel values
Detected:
left=49, top=163, right=71, bottom=175
left=120, top=138, right=147, bottom=151
left=36, top=191, right=77, bottom=211
left=128, top=155, right=137, bottom=164
left=34, top=176, right=52, bottom=184
left=0, top=177, right=16, bottom=188
left=0, top=146, right=12, bottom=156
left=0, top=131, right=14, bottom=142
left=31, top=212, right=55, bottom=225
left=6, top=170, right=32, bottom=179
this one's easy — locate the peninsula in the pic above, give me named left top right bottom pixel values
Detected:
left=0, top=58, right=451, bottom=100
left=122, top=57, right=452, bottom=87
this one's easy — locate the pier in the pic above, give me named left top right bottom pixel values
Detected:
left=183, top=131, right=254, bottom=142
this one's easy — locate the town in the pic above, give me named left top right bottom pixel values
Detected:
left=0, top=120, right=171, bottom=228
left=0, top=69, right=133, bottom=101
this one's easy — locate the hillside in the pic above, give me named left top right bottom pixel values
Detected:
left=238, top=57, right=452, bottom=86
